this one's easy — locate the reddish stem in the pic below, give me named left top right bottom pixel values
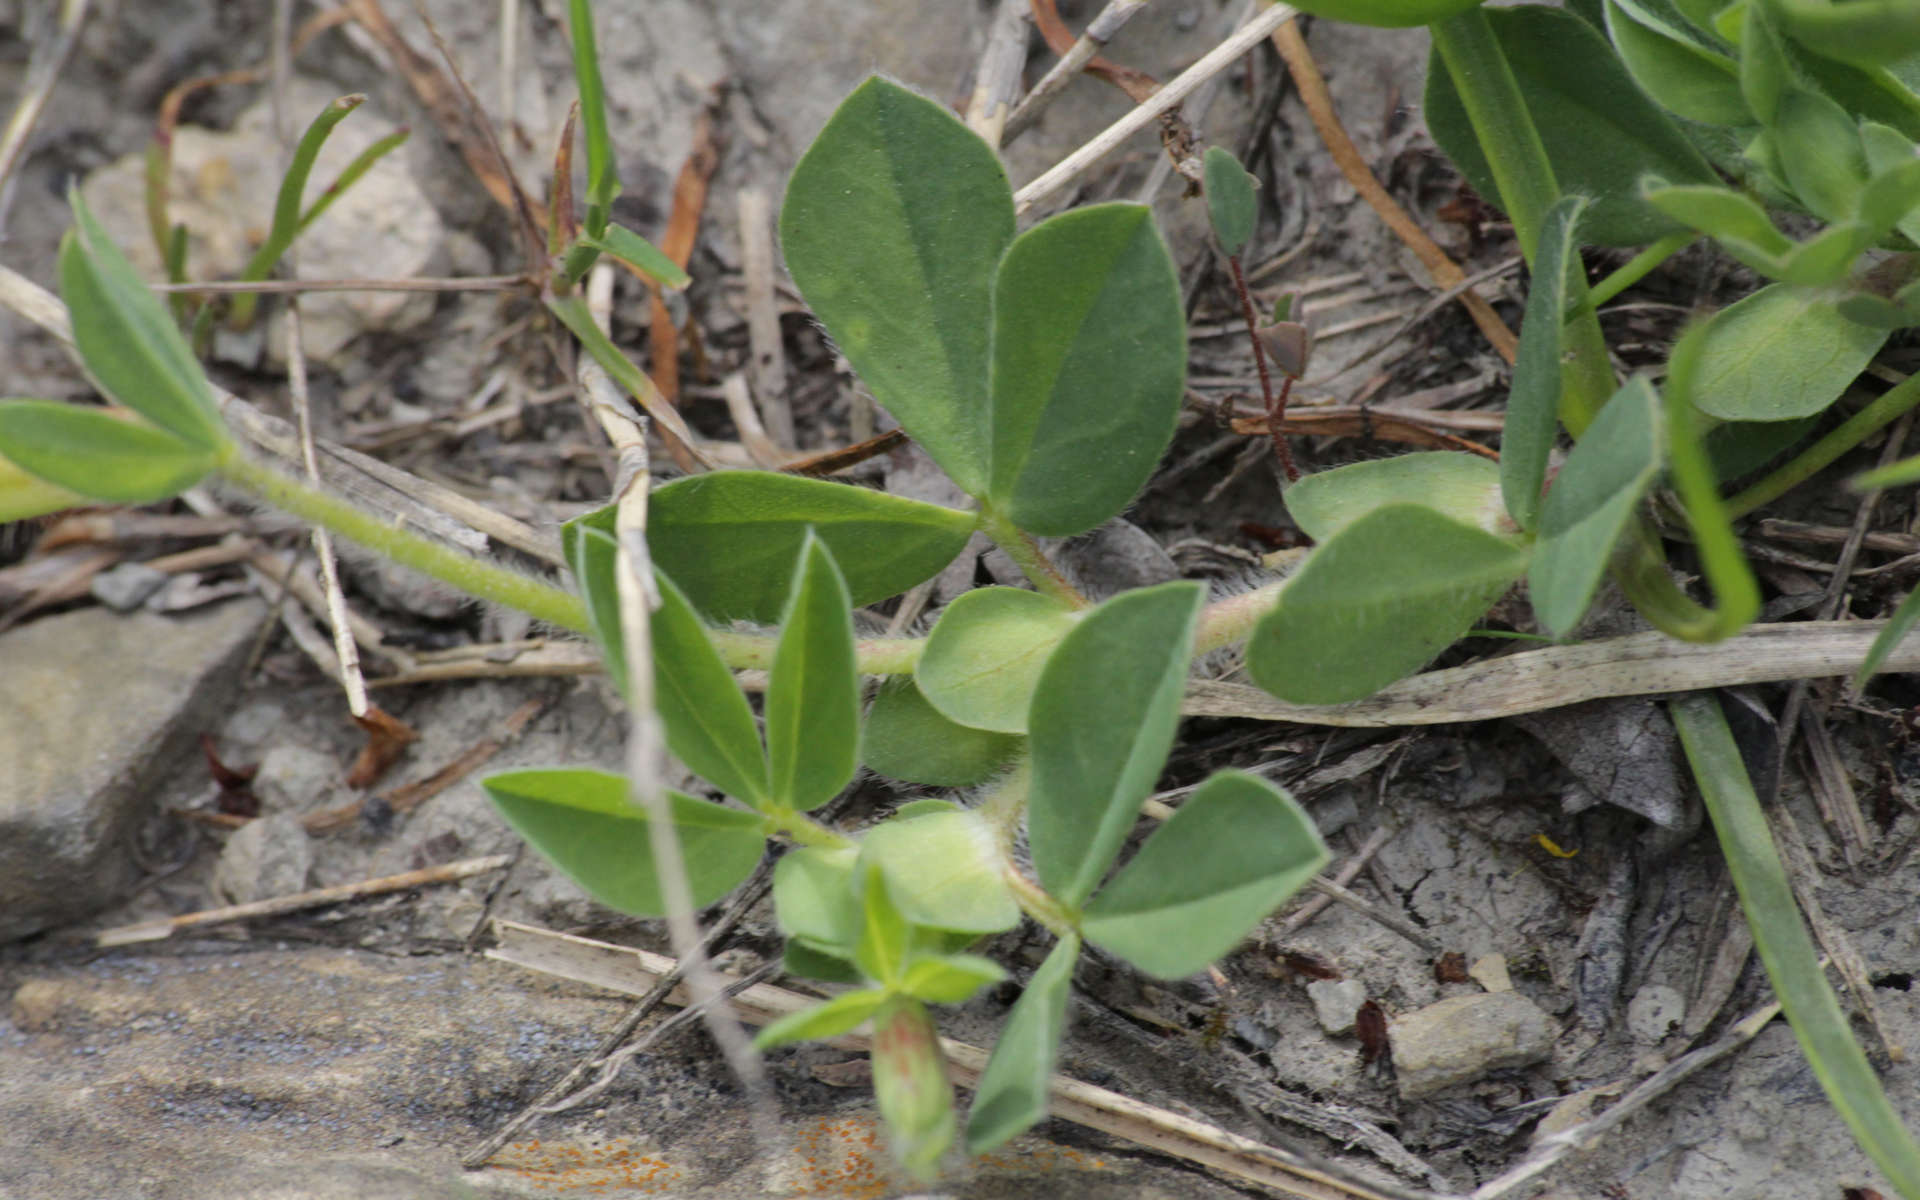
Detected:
left=1228, top=253, right=1298, bottom=482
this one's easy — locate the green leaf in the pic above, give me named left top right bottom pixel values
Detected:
left=583, top=225, right=690, bottom=289
left=1202, top=146, right=1258, bottom=257
left=561, top=521, right=631, bottom=698
left=1504, top=194, right=1589, bottom=532
left=988, top=203, right=1186, bottom=535
left=862, top=678, right=1023, bottom=787
left=643, top=472, right=975, bottom=623
left=773, top=846, right=862, bottom=954
left=785, top=940, right=863, bottom=984
left=1285, top=451, right=1517, bottom=544
left=1425, top=5, right=1717, bottom=246
left=1773, top=89, right=1869, bottom=224
left=899, top=954, right=1008, bottom=1005
left=916, top=587, right=1078, bottom=734
left=1671, top=695, right=1920, bottom=1199
left=780, top=77, right=1014, bottom=494
left=650, top=568, right=773, bottom=806
left=1528, top=378, right=1664, bottom=636
left=1605, top=0, right=1750, bottom=125
left=1641, top=181, right=1875, bottom=287
left=0, top=444, right=87, bottom=521
left=753, top=989, right=889, bottom=1050
left=1691, top=283, right=1887, bottom=420
left=965, top=933, right=1079, bottom=1154
left=859, top=809, right=1021, bottom=935
left=1766, top=0, right=1920, bottom=68
left=1247, top=505, right=1529, bottom=705
left=1082, top=771, right=1329, bottom=979
left=482, top=768, right=765, bottom=917
left=0, top=401, right=215, bottom=503
left=1027, top=581, right=1204, bottom=909
left=60, top=192, right=224, bottom=450
left=855, top=862, right=912, bottom=987
left=1739, top=2, right=1793, bottom=125
left=559, top=513, right=773, bottom=805
left=766, top=534, right=860, bottom=812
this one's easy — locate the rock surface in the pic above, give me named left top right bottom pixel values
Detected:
left=1390, top=991, right=1554, bottom=1099
left=212, top=811, right=314, bottom=904
left=1307, top=978, right=1368, bottom=1036
left=0, top=601, right=267, bottom=941
left=0, top=946, right=1258, bottom=1199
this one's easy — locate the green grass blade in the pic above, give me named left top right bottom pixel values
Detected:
left=229, top=94, right=365, bottom=329
left=1671, top=694, right=1920, bottom=1198
left=566, top=0, right=617, bottom=233
left=1853, top=584, right=1920, bottom=691
left=295, top=127, right=410, bottom=237
left=1502, top=193, right=1587, bottom=532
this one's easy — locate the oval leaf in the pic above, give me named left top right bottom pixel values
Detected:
left=1082, top=771, right=1329, bottom=979
left=482, top=768, right=765, bottom=917
left=766, top=534, right=860, bottom=812
left=899, top=954, right=1009, bottom=1005
left=1247, top=505, right=1529, bottom=705
left=1202, top=146, right=1258, bottom=257
left=1286, top=452, right=1517, bottom=544
left=859, top=809, right=1020, bottom=935
left=965, top=933, right=1079, bottom=1154
left=1503, top=194, right=1588, bottom=533
left=0, top=401, right=214, bottom=504
left=0, top=445, right=87, bottom=522
left=1691, top=283, right=1887, bottom=421
left=1027, top=581, right=1204, bottom=909
left=560, top=515, right=772, bottom=806
left=780, top=77, right=1013, bottom=494
left=916, top=587, right=1078, bottom=734
left=773, top=845, right=862, bottom=954
left=61, top=191, right=226, bottom=450
left=1425, top=6, right=1716, bottom=246
left=1528, top=378, right=1664, bottom=637
left=988, top=203, right=1185, bottom=536
left=649, top=566, right=773, bottom=806
left=1773, top=88, right=1868, bottom=225
left=862, top=678, right=1024, bottom=787
left=643, top=472, right=974, bottom=623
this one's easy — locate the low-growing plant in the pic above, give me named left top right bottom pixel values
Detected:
left=9, top=0, right=1920, bottom=1187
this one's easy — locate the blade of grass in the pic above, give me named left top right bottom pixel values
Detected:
left=294, top=126, right=409, bottom=237
left=1671, top=694, right=1920, bottom=1199
left=228, top=93, right=366, bottom=330
left=565, top=0, right=616, bottom=235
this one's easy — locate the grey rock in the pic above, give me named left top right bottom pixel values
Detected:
left=1390, top=991, right=1554, bottom=1099
left=1306, top=978, right=1368, bottom=1036
left=1626, top=984, right=1686, bottom=1044
left=253, top=743, right=346, bottom=813
left=0, top=601, right=267, bottom=941
left=90, top=562, right=169, bottom=611
left=213, top=813, right=313, bottom=904
left=0, top=947, right=1255, bottom=1199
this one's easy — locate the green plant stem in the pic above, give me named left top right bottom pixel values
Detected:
left=709, top=629, right=923, bottom=675
left=1672, top=694, right=1920, bottom=1199
left=1578, top=231, right=1696, bottom=313
left=217, top=450, right=590, bottom=633
left=1727, top=369, right=1920, bottom=518
left=1193, top=578, right=1287, bottom=654
left=768, top=808, right=856, bottom=851
left=977, top=506, right=1091, bottom=609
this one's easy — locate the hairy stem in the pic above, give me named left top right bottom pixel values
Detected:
left=977, top=505, right=1092, bottom=608
left=218, top=451, right=590, bottom=633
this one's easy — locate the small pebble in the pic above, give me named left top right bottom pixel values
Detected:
left=1390, top=991, right=1554, bottom=1098
left=1469, top=953, right=1514, bottom=993
left=91, top=563, right=169, bottom=612
left=1306, top=978, right=1368, bottom=1036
